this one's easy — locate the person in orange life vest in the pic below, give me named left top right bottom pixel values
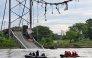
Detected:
left=72, top=51, right=77, bottom=56
left=64, top=51, right=67, bottom=56
left=67, top=51, right=71, bottom=56
left=65, top=51, right=71, bottom=56
left=74, top=51, right=77, bottom=56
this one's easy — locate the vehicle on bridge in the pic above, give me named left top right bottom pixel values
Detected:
left=22, top=25, right=34, bottom=39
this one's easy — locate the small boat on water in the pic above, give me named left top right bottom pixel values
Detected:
left=60, top=54, right=80, bottom=58
left=25, top=50, right=47, bottom=58
left=25, top=55, right=47, bottom=58
left=60, top=51, right=80, bottom=58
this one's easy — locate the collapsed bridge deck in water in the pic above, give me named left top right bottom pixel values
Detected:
left=13, top=31, right=42, bottom=49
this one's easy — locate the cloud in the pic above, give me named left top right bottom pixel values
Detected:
left=0, top=0, right=92, bottom=34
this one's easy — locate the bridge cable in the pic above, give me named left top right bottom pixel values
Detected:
left=33, top=0, right=54, bottom=21
left=33, top=0, right=79, bottom=21
left=0, top=1, right=6, bottom=8
left=33, top=0, right=63, bottom=20
left=19, top=0, right=27, bottom=27
left=36, top=2, right=38, bottom=41
left=1, top=0, right=7, bottom=31
left=35, top=0, right=79, bottom=20
left=34, top=0, right=62, bottom=19
left=20, top=4, right=30, bottom=26
left=33, top=1, right=34, bottom=28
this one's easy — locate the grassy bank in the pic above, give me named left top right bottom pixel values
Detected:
left=0, top=32, right=18, bottom=48
left=52, top=39, right=92, bottom=48
left=43, top=39, right=92, bottom=48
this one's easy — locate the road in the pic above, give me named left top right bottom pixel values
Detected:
left=13, top=31, right=40, bottom=49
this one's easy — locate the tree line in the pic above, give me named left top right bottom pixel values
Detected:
left=2, top=18, right=92, bottom=47
left=32, top=18, right=92, bottom=44
left=62, top=18, right=92, bottom=42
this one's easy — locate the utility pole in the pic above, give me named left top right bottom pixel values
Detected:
left=9, top=0, right=11, bottom=38
left=30, top=0, right=32, bottom=29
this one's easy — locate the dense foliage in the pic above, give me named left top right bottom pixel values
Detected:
left=31, top=19, right=92, bottom=47
left=2, top=18, right=92, bottom=48
left=32, top=25, right=53, bottom=46
left=86, top=19, right=92, bottom=40
left=62, top=18, right=92, bottom=41
left=0, top=31, right=18, bottom=48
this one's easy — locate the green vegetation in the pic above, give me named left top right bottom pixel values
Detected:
left=33, top=19, right=92, bottom=48
left=33, top=25, right=53, bottom=42
left=0, top=31, right=18, bottom=48
left=1, top=18, right=92, bottom=48
left=53, top=39, right=92, bottom=47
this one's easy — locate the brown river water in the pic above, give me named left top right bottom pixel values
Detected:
left=0, top=48, right=92, bottom=58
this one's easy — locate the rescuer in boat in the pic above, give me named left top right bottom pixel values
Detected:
left=29, top=52, right=32, bottom=55
left=65, top=51, right=71, bottom=56
left=36, top=50, right=39, bottom=56
left=32, top=52, right=35, bottom=56
left=65, top=51, right=78, bottom=56
left=41, top=53, right=45, bottom=56
left=72, top=51, right=78, bottom=56
left=60, top=51, right=79, bottom=57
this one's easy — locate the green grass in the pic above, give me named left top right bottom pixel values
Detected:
left=51, top=39, right=92, bottom=48
left=72, top=40, right=92, bottom=47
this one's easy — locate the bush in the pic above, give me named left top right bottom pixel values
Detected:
left=0, top=32, right=18, bottom=48
left=40, top=37, right=53, bottom=46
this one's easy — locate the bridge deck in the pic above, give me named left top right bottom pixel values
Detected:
left=13, top=31, right=40, bottom=49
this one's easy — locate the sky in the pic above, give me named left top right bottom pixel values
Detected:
left=0, top=0, right=92, bottom=35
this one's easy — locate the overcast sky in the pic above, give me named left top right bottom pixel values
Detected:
left=0, top=0, right=92, bottom=35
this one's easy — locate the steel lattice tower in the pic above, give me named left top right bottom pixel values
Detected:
left=9, top=0, right=32, bottom=37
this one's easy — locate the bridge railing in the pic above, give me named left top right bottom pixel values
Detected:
left=11, top=30, right=26, bottom=49
left=33, top=38, right=44, bottom=49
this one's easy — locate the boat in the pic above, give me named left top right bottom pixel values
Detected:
left=60, top=54, right=80, bottom=58
left=25, top=50, right=47, bottom=58
left=25, top=55, right=47, bottom=58
left=60, top=51, right=80, bottom=58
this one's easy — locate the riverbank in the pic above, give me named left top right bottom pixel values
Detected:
left=43, top=39, right=92, bottom=49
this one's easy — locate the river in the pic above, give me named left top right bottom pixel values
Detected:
left=0, top=48, right=92, bottom=58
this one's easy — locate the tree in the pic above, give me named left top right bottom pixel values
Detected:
left=52, top=33, right=61, bottom=40
left=69, top=23, right=88, bottom=40
left=41, top=37, right=53, bottom=46
left=61, top=35, right=68, bottom=40
left=32, top=25, right=53, bottom=41
left=66, top=30, right=78, bottom=42
left=86, top=18, right=92, bottom=40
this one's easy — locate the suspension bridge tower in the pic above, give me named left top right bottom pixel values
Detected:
left=8, top=0, right=33, bottom=37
